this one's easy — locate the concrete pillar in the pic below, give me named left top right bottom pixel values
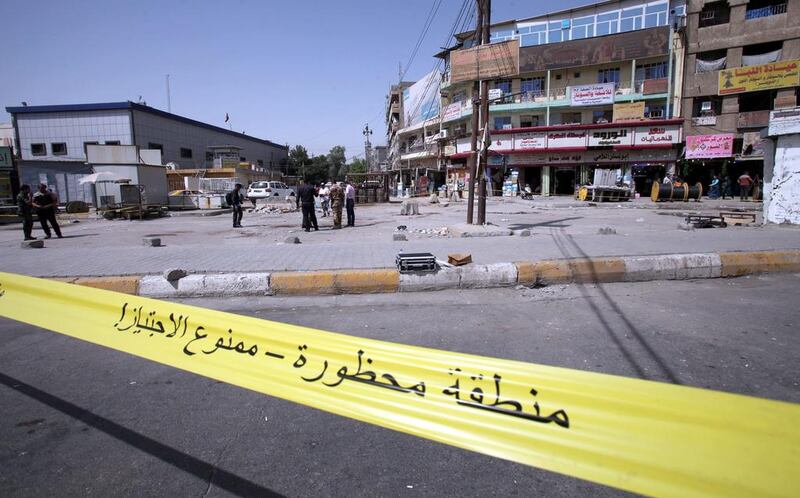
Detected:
left=542, top=166, right=551, bottom=196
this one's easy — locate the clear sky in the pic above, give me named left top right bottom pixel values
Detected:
left=2, top=0, right=590, bottom=159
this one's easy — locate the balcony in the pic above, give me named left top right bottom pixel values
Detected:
left=746, top=3, right=787, bottom=19
left=737, top=110, right=771, bottom=128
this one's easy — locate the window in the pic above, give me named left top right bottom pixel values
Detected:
left=593, top=110, right=613, bottom=123
left=493, top=116, right=512, bottom=130
left=636, top=61, right=668, bottom=80
left=257, top=159, right=264, bottom=167
left=746, top=0, right=788, bottom=20
left=699, top=2, right=730, bottom=28
left=31, top=143, right=46, bottom=156
left=51, top=142, right=67, bottom=156
left=574, top=72, right=581, bottom=78
left=597, top=68, right=621, bottom=84
left=620, top=7, right=643, bottom=32
left=205, top=151, right=214, bottom=161
left=742, top=41, right=783, bottom=66
left=692, top=96, right=722, bottom=117
left=180, top=147, right=193, bottom=159
left=519, top=24, right=547, bottom=46
left=548, top=21, right=564, bottom=43
left=595, top=12, right=619, bottom=36
left=644, top=3, right=668, bottom=28
left=696, top=49, right=727, bottom=73
left=520, top=115, right=540, bottom=127
left=738, top=90, right=775, bottom=112
left=148, top=142, right=163, bottom=151
left=520, top=77, right=545, bottom=96
left=494, top=79, right=512, bottom=94
left=104, top=140, right=120, bottom=145
left=451, top=90, right=467, bottom=103
left=561, top=112, right=582, bottom=124
left=571, top=15, right=595, bottom=39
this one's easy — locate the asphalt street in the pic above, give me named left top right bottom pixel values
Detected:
left=1, top=275, right=799, bottom=497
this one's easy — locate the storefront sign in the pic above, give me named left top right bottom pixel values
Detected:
left=613, top=102, right=645, bottom=122
left=488, top=89, right=504, bottom=101
left=442, top=103, right=462, bottom=122
left=633, top=125, right=681, bottom=146
left=588, top=128, right=634, bottom=147
left=450, top=39, right=520, bottom=83
left=444, top=145, right=457, bottom=156
left=456, top=137, right=472, bottom=154
left=691, top=116, right=717, bottom=126
left=741, top=132, right=765, bottom=158
left=570, top=83, right=615, bottom=106
left=0, top=146, right=12, bottom=170
left=768, top=107, right=800, bottom=136
left=547, top=130, right=587, bottom=149
left=513, top=132, right=547, bottom=150
left=685, top=134, right=734, bottom=159
left=489, top=135, right=514, bottom=151
left=505, top=148, right=676, bottom=166
left=718, top=59, right=800, bottom=95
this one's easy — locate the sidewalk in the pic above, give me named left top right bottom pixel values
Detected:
left=0, top=197, right=794, bottom=279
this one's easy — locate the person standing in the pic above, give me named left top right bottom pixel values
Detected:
left=319, top=182, right=331, bottom=217
left=330, top=182, right=344, bottom=229
left=229, top=183, right=244, bottom=227
left=345, top=181, right=356, bottom=227
left=17, top=184, right=35, bottom=240
left=32, top=183, right=62, bottom=239
left=709, top=174, right=720, bottom=199
left=296, top=179, right=319, bottom=232
left=738, top=171, right=753, bottom=201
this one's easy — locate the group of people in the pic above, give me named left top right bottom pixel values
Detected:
left=664, top=171, right=758, bottom=201
left=228, top=180, right=356, bottom=231
left=16, top=183, right=63, bottom=240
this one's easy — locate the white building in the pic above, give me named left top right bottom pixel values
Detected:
left=5, top=102, right=287, bottom=203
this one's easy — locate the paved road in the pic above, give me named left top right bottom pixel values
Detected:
left=1, top=275, right=798, bottom=496
left=1, top=197, right=797, bottom=277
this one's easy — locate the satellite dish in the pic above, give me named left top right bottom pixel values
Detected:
left=166, top=162, right=179, bottom=170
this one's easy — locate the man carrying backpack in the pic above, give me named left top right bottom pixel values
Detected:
left=228, top=183, right=244, bottom=228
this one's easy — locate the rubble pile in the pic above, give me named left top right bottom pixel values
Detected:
left=248, top=204, right=297, bottom=214
left=410, top=226, right=449, bottom=238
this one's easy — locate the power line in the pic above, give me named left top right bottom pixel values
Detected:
left=400, top=0, right=444, bottom=81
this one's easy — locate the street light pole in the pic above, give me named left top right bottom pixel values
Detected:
left=363, top=124, right=373, bottom=171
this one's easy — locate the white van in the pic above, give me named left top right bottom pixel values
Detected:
left=246, top=181, right=295, bottom=200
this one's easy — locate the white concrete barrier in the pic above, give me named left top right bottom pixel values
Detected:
left=622, top=253, right=722, bottom=282
left=459, top=263, right=518, bottom=289
left=139, top=273, right=270, bottom=297
left=399, top=268, right=461, bottom=292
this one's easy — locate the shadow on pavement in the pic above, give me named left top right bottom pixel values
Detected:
left=508, top=216, right=582, bottom=230
left=0, top=371, right=285, bottom=497
left=550, top=228, right=681, bottom=384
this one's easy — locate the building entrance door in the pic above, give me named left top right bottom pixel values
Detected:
left=552, top=167, right=576, bottom=195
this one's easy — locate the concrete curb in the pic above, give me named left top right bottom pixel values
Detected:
left=62, top=250, right=800, bottom=297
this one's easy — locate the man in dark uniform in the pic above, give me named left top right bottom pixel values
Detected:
left=17, top=184, right=35, bottom=241
left=296, top=179, right=318, bottom=232
left=230, top=183, right=244, bottom=227
left=32, top=183, right=62, bottom=239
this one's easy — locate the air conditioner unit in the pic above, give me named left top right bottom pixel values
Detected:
left=649, top=110, right=664, bottom=118
left=439, top=129, right=448, bottom=138
left=701, top=101, right=713, bottom=112
left=672, top=14, right=686, bottom=30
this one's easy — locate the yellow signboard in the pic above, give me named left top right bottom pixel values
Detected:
left=719, top=59, right=800, bottom=95
left=612, top=101, right=646, bottom=122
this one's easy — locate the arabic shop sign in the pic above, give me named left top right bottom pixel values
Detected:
left=513, top=132, right=547, bottom=151
left=588, top=128, right=634, bottom=147
left=613, top=102, right=645, bottom=122
left=632, top=124, right=681, bottom=146
left=768, top=107, right=800, bottom=136
left=442, top=103, right=462, bottom=122
left=547, top=130, right=587, bottom=148
left=505, top=148, right=677, bottom=166
left=685, top=134, right=734, bottom=159
left=718, top=59, right=800, bottom=95
left=569, top=83, right=615, bottom=106
left=489, top=135, right=513, bottom=151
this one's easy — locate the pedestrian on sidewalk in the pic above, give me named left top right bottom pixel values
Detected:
left=32, top=183, right=62, bottom=239
left=738, top=171, right=753, bottom=201
left=17, top=184, right=35, bottom=241
left=345, top=180, right=356, bottom=227
left=319, top=182, right=330, bottom=217
left=721, top=176, right=732, bottom=199
left=296, top=179, right=319, bottom=232
left=330, top=181, right=344, bottom=229
left=708, top=174, right=720, bottom=199
left=229, top=183, right=244, bottom=227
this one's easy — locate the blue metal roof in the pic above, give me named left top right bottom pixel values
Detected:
left=5, top=101, right=287, bottom=150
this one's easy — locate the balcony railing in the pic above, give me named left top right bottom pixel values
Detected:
left=746, top=3, right=787, bottom=19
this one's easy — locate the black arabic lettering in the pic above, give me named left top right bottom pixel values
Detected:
left=182, top=326, right=207, bottom=356
left=301, top=360, right=328, bottom=382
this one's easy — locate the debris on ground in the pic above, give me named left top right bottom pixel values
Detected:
left=249, top=204, right=297, bottom=214
left=448, top=253, right=472, bottom=266
left=410, top=227, right=449, bottom=237
left=597, top=227, right=616, bottom=235
left=393, top=233, right=407, bottom=241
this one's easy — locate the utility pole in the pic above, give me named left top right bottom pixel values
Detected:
left=476, top=0, right=491, bottom=225
left=467, top=0, right=484, bottom=224
left=166, top=74, right=171, bottom=113
left=363, top=123, right=373, bottom=171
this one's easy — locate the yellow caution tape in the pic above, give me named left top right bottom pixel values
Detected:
left=0, top=271, right=798, bottom=497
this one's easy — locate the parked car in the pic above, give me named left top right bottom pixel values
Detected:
left=246, top=181, right=295, bottom=200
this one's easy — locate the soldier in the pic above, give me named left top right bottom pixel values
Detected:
left=330, top=181, right=344, bottom=229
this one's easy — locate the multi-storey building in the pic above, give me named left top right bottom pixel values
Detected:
left=435, top=0, right=688, bottom=196
left=385, top=81, right=414, bottom=172
left=681, top=0, right=800, bottom=187
left=5, top=101, right=287, bottom=203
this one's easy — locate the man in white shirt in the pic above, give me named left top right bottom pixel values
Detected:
left=344, top=181, right=356, bottom=227
left=319, top=183, right=331, bottom=217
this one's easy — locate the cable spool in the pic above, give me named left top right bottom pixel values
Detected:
left=651, top=182, right=703, bottom=202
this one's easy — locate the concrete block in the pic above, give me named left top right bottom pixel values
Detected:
left=74, top=276, right=140, bottom=295
left=163, top=268, right=188, bottom=281
left=271, top=271, right=337, bottom=295
left=142, top=237, right=162, bottom=247
left=459, top=263, right=518, bottom=289
left=720, top=250, right=800, bottom=277
left=393, top=233, right=407, bottom=241
left=177, top=273, right=270, bottom=297
left=334, top=269, right=399, bottom=294
left=399, top=268, right=461, bottom=292
left=138, top=275, right=178, bottom=298
left=622, top=253, right=721, bottom=282
left=21, top=240, right=44, bottom=249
